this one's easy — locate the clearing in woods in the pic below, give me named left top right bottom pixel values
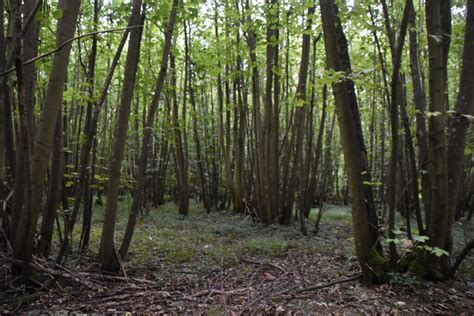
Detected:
left=3, top=200, right=473, bottom=313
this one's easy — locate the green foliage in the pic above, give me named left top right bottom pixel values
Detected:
left=240, top=237, right=288, bottom=256
left=384, top=234, right=450, bottom=258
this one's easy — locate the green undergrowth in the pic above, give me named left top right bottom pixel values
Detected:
left=51, top=198, right=350, bottom=273
left=310, top=204, right=353, bottom=225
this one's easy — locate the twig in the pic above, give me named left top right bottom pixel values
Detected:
left=277, top=274, right=362, bottom=296
left=191, top=288, right=248, bottom=298
left=240, top=272, right=288, bottom=313
left=0, top=25, right=143, bottom=77
left=114, top=247, right=129, bottom=284
left=241, top=258, right=286, bottom=273
left=77, top=271, right=157, bottom=285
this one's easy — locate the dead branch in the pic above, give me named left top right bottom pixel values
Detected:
left=191, top=288, right=249, bottom=298
left=277, top=273, right=362, bottom=296
left=241, top=257, right=286, bottom=272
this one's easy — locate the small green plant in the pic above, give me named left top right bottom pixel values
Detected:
left=385, top=233, right=450, bottom=258
left=386, top=272, right=420, bottom=287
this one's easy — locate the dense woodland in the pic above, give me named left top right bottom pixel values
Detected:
left=0, top=0, right=473, bottom=312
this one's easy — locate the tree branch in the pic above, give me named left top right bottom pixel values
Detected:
left=0, top=25, right=143, bottom=77
left=440, top=239, right=474, bottom=280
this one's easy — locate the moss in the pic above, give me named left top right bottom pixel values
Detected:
left=368, top=249, right=388, bottom=273
left=207, top=305, right=224, bottom=315
left=240, top=237, right=288, bottom=256
left=14, top=292, right=41, bottom=307
left=408, top=256, right=429, bottom=280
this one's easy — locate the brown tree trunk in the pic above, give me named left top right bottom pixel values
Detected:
left=446, top=0, right=474, bottom=258
left=320, top=0, right=380, bottom=282
left=426, top=0, right=449, bottom=269
left=56, top=16, right=131, bottom=264
left=38, top=111, right=63, bottom=257
left=280, top=4, right=314, bottom=225
left=100, top=0, right=143, bottom=272
left=408, top=2, right=431, bottom=228
left=13, top=0, right=81, bottom=277
left=170, top=51, right=189, bottom=215
left=118, top=0, right=178, bottom=264
left=263, top=0, right=280, bottom=223
left=386, top=0, right=412, bottom=265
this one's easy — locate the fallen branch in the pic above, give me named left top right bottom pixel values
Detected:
left=277, top=273, right=362, bottom=296
left=77, top=271, right=158, bottom=285
left=33, top=261, right=104, bottom=291
left=191, top=288, right=249, bottom=298
left=241, top=258, right=286, bottom=273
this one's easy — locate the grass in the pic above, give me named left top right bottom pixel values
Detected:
left=51, top=198, right=473, bottom=278
left=52, top=197, right=335, bottom=273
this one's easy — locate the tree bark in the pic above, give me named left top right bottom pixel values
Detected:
left=100, top=0, right=143, bottom=272
left=408, top=2, right=431, bottom=228
left=446, top=0, right=474, bottom=257
left=118, top=0, right=178, bottom=265
left=426, top=0, right=449, bottom=268
left=320, top=0, right=379, bottom=282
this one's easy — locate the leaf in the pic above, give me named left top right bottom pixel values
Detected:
left=413, top=235, right=430, bottom=243
left=385, top=238, right=401, bottom=244
left=432, top=247, right=449, bottom=257
left=52, top=8, right=63, bottom=19
left=425, top=111, right=443, bottom=118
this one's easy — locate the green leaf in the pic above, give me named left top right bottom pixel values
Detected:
left=52, top=8, right=63, bottom=19
left=431, top=247, right=449, bottom=257
left=385, top=238, right=401, bottom=244
left=413, top=235, right=430, bottom=243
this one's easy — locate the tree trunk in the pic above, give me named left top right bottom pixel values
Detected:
left=446, top=0, right=474, bottom=257
left=426, top=0, right=449, bottom=269
left=408, top=2, right=431, bottom=228
left=170, top=50, right=189, bottom=216
left=118, top=0, right=178, bottom=265
left=100, top=0, right=143, bottom=272
left=38, top=111, right=63, bottom=257
left=320, top=0, right=380, bottom=282
left=56, top=15, right=131, bottom=264
left=280, top=4, right=314, bottom=225
left=386, top=0, right=412, bottom=265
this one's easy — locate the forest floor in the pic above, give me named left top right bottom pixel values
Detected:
left=2, top=200, right=473, bottom=314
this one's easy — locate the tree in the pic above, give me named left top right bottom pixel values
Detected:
left=426, top=0, right=449, bottom=271
left=100, top=0, right=144, bottom=272
left=320, top=0, right=380, bottom=282
left=446, top=0, right=474, bottom=257
left=12, top=0, right=82, bottom=278
left=118, top=0, right=179, bottom=266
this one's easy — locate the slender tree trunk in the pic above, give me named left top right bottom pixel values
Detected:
left=320, top=0, right=380, bottom=282
left=56, top=17, right=131, bottom=264
left=386, top=0, right=412, bottom=265
left=408, top=2, right=431, bottom=227
left=38, top=111, right=63, bottom=257
left=280, top=4, right=314, bottom=225
left=11, top=57, right=34, bottom=280
left=244, top=0, right=266, bottom=222
left=171, top=51, right=189, bottom=215
left=100, top=0, right=143, bottom=272
left=426, top=0, right=449, bottom=269
left=263, top=0, right=280, bottom=223
left=446, top=0, right=474, bottom=257
left=118, top=0, right=178, bottom=264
